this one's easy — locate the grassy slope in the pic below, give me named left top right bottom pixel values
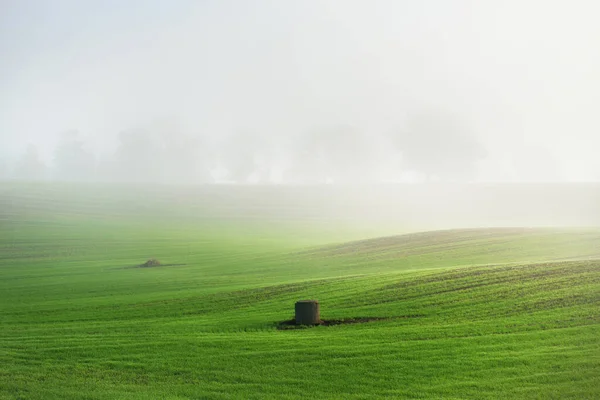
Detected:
left=1, top=184, right=599, bottom=399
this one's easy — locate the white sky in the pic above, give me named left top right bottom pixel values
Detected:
left=1, top=0, right=599, bottom=181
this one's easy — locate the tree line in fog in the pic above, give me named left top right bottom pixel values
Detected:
left=1, top=110, right=489, bottom=184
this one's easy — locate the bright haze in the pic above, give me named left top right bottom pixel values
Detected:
left=1, top=0, right=599, bottom=184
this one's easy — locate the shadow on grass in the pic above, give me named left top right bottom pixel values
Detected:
left=276, top=315, right=424, bottom=330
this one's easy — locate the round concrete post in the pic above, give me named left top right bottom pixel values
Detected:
left=295, top=300, right=320, bottom=325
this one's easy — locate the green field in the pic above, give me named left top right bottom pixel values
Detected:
left=1, top=184, right=599, bottom=399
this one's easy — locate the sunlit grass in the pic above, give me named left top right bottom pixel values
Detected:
left=1, top=184, right=599, bottom=399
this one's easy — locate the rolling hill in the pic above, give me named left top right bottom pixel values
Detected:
left=0, top=184, right=599, bottom=399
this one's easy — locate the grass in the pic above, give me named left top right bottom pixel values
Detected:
left=1, top=183, right=599, bottom=399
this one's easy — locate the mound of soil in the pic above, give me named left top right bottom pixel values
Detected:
left=139, top=259, right=161, bottom=268
left=128, top=260, right=186, bottom=269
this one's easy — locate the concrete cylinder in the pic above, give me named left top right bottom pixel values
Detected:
left=295, top=300, right=320, bottom=325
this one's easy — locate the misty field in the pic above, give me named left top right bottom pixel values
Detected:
left=1, top=184, right=600, bottom=399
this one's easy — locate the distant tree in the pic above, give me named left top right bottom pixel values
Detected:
left=160, top=130, right=213, bottom=184
left=0, top=159, right=8, bottom=180
left=219, top=131, right=273, bottom=183
left=13, top=144, right=47, bottom=181
left=53, top=130, right=96, bottom=181
left=112, top=128, right=162, bottom=183
left=283, top=130, right=327, bottom=184
left=320, top=126, right=377, bottom=183
left=111, top=122, right=212, bottom=184
left=394, top=110, right=485, bottom=181
left=285, top=126, right=376, bottom=184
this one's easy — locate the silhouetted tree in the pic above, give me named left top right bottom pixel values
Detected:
left=283, top=130, right=327, bottom=184
left=219, top=131, right=273, bottom=183
left=394, top=110, right=485, bottom=181
left=53, top=130, right=96, bottom=181
left=320, top=126, right=377, bottom=183
left=13, top=144, right=47, bottom=181
left=0, top=159, right=8, bottom=180
left=285, top=126, right=376, bottom=183
left=112, top=128, right=163, bottom=183
left=160, top=130, right=213, bottom=184
left=112, top=123, right=212, bottom=184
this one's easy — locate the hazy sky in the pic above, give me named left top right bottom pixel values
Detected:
left=1, top=0, right=599, bottom=182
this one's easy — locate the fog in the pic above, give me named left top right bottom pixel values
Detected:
left=1, top=0, right=599, bottom=183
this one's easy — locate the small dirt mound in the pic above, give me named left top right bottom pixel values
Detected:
left=139, top=259, right=161, bottom=268
left=126, top=260, right=186, bottom=269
